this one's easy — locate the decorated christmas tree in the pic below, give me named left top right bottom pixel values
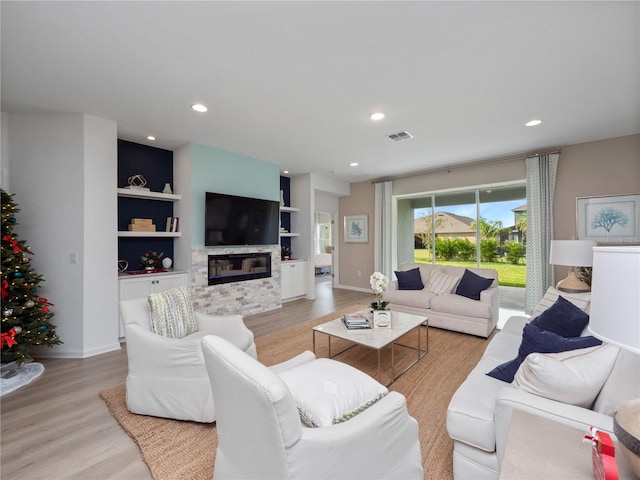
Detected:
left=1, top=189, right=62, bottom=365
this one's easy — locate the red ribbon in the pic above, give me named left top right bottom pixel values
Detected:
left=1, top=279, right=8, bottom=299
left=0, top=328, right=17, bottom=349
left=2, top=235, right=22, bottom=254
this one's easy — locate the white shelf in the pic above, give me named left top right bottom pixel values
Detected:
left=117, top=188, right=181, bottom=201
left=280, top=206, right=299, bottom=212
left=280, top=233, right=299, bottom=238
left=118, top=231, right=182, bottom=238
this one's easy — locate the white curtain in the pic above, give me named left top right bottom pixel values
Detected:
left=374, top=181, right=393, bottom=279
left=525, top=153, right=559, bottom=314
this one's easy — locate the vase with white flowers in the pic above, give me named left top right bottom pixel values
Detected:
left=370, top=272, right=391, bottom=328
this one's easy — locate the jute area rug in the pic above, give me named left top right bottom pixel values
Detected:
left=100, top=304, right=489, bottom=480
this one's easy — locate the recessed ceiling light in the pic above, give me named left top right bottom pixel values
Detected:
left=350, top=162, right=359, bottom=167
left=370, top=112, right=385, bottom=121
left=283, top=170, right=289, bottom=174
left=525, top=119, right=542, bottom=127
left=192, top=103, right=208, bottom=113
left=147, top=136, right=156, bottom=141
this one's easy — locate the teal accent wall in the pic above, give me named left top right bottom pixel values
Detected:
left=190, top=143, right=280, bottom=248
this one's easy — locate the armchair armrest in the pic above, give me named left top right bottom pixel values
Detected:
left=494, top=387, right=613, bottom=465
left=124, top=324, right=204, bottom=374
left=196, top=312, right=255, bottom=353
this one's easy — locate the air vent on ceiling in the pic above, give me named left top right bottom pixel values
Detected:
left=387, top=131, right=413, bottom=142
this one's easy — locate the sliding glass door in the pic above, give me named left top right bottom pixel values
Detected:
left=401, top=182, right=526, bottom=288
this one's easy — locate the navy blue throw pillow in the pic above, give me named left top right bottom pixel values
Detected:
left=486, top=324, right=602, bottom=383
left=530, top=296, right=589, bottom=338
left=395, top=268, right=424, bottom=290
left=455, top=269, right=494, bottom=300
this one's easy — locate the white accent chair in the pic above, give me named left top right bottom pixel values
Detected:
left=119, top=296, right=257, bottom=422
left=201, top=335, right=424, bottom=480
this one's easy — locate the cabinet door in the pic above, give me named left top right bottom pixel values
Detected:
left=154, top=273, right=189, bottom=292
left=289, top=262, right=306, bottom=298
left=281, top=262, right=306, bottom=300
left=281, top=263, right=292, bottom=299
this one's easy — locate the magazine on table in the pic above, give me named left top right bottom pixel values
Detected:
left=342, top=312, right=371, bottom=329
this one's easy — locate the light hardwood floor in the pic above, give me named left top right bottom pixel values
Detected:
left=0, top=279, right=374, bottom=480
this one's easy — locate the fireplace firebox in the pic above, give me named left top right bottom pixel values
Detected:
left=208, top=252, right=272, bottom=286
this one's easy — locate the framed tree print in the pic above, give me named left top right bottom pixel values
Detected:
left=344, top=214, right=368, bottom=243
left=576, top=194, right=640, bottom=244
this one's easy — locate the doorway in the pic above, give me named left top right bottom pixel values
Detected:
left=314, top=212, right=334, bottom=280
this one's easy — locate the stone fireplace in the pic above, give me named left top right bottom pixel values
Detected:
left=191, top=246, right=281, bottom=317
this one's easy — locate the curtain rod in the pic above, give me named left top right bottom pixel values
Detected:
left=371, top=149, right=562, bottom=184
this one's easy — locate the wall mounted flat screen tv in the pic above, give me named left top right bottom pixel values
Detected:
left=205, top=192, right=279, bottom=246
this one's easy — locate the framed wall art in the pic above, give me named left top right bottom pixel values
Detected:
left=344, top=214, right=368, bottom=243
left=576, top=194, right=640, bottom=244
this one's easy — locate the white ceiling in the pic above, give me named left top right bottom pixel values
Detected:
left=2, top=1, right=639, bottom=183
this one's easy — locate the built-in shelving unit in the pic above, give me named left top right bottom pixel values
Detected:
left=116, top=188, right=181, bottom=202
left=117, top=188, right=182, bottom=237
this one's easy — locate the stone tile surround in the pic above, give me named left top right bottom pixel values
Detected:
left=191, top=246, right=282, bottom=316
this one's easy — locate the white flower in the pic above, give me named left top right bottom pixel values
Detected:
left=369, top=272, right=389, bottom=295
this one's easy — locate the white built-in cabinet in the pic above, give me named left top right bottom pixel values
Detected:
left=118, top=271, right=189, bottom=338
left=281, top=260, right=307, bottom=300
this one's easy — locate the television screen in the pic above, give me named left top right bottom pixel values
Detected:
left=205, top=192, right=279, bottom=246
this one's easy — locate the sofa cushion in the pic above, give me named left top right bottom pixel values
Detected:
left=383, top=288, right=436, bottom=310
left=530, top=296, right=590, bottom=337
left=148, top=285, right=198, bottom=338
left=395, top=267, right=424, bottom=290
left=532, top=287, right=591, bottom=318
left=398, top=263, right=443, bottom=288
left=426, top=270, right=460, bottom=295
left=513, top=344, right=619, bottom=408
left=486, top=324, right=602, bottom=383
left=429, top=293, right=493, bottom=320
left=455, top=269, right=494, bottom=301
left=278, top=358, right=388, bottom=427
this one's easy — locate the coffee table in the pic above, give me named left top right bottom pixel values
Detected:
left=312, top=310, right=428, bottom=386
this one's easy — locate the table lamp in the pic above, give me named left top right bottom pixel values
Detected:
left=549, top=240, right=597, bottom=293
left=589, top=246, right=640, bottom=477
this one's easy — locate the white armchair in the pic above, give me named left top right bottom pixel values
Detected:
left=201, top=335, right=424, bottom=480
left=119, top=296, right=256, bottom=422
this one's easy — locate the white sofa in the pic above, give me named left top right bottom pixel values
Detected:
left=446, top=311, right=640, bottom=479
left=382, top=263, right=499, bottom=338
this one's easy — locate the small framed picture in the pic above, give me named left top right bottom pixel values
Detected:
left=576, top=194, right=640, bottom=244
left=344, top=214, right=368, bottom=243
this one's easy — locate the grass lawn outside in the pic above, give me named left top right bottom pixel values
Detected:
left=413, top=250, right=526, bottom=287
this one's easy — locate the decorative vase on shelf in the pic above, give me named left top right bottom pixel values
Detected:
left=162, top=257, right=172, bottom=269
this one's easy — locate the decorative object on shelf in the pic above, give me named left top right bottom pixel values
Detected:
left=370, top=272, right=390, bottom=327
left=549, top=239, right=596, bottom=293
left=589, top=246, right=640, bottom=477
left=344, top=214, right=368, bottom=243
left=281, top=245, right=292, bottom=260
left=162, top=183, right=173, bottom=194
left=577, top=194, right=640, bottom=244
left=162, top=257, right=172, bottom=269
left=140, top=250, right=164, bottom=270
left=280, top=190, right=285, bottom=207
left=118, top=259, right=129, bottom=273
left=126, top=174, right=150, bottom=191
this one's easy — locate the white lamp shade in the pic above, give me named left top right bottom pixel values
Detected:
left=589, top=246, right=640, bottom=354
left=549, top=240, right=597, bottom=266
